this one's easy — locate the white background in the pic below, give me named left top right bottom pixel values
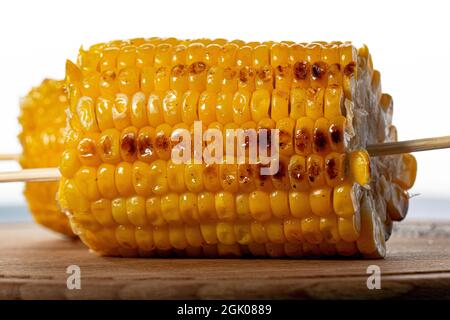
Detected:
left=0, top=0, right=449, bottom=219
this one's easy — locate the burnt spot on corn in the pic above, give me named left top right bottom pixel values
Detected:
left=239, top=66, right=255, bottom=83
left=295, top=128, right=310, bottom=153
left=289, top=163, right=305, bottom=182
left=121, top=133, right=137, bottom=157
left=137, top=135, right=153, bottom=157
left=172, top=64, right=187, bottom=76
left=293, top=61, right=310, bottom=80
left=189, top=62, right=207, bottom=75
left=279, top=130, right=291, bottom=150
left=275, top=64, right=290, bottom=78
left=221, top=167, right=236, bottom=186
left=308, top=161, right=321, bottom=183
left=204, top=164, right=218, bottom=178
left=326, top=158, right=338, bottom=180
left=313, top=129, right=328, bottom=152
left=78, top=138, right=97, bottom=158
left=257, top=66, right=273, bottom=82
left=239, top=164, right=253, bottom=184
left=311, top=62, right=328, bottom=80
left=155, top=134, right=170, bottom=152
left=329, top=124, right=342, bottom=144
left=344, top=62, right=356, bottom=77
left=100, top=135, right=112, bottom=156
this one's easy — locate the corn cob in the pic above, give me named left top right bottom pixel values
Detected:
left=59, top=38, right=417, bottom=258
left=19, top=79, right=74, bottom=236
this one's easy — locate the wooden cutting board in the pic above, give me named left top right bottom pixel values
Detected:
left=1, top=221, right=450, bottom=299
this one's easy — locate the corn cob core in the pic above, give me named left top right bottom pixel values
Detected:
left=59, top=38, right=417, bottom=258
left=19, top=79, right=74, bottom=236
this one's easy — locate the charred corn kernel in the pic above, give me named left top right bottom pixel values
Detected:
left=202, top=164, right=221, bottom=192
left=274, top=64, right=292, bottom=91
left=307, top=154, right=325, bottom=188
left=324, top=152, right=346, bottom=187
left=338, top=214, right=361, bottom=242
left=77, top=134, right=101, bottom=166
left=181, top=90, right=199, bottom=125
left=305, top=88, right=324, bottom=120
left=74, top=166, right=101, bottom=201
left=324, top=86, right=344, bottom=119
left=154, top=124, right=172, bottom=160
left=393, top=154, right=417, bottom=190
left=310, top=187, right=333, bottom=216
left=111, top=198, right=129, bottom=225
left=146, top=197, right=165, bottom=226
left=313, top=118, right=330, bottom=155
left=301, top=216, right=323, bottom=244
left=237, top=164, right=256, bottom=192
left=329, top=116, right=346, bottom=152
left=292, top=60, right=311, bottom=88
left=277, top=118, right=295, bottom=156
left=249, top=191, right=272, bottom=221
left=120, top=126, right=138, bottom=162
left=290, top=88, right=306, bottom=119
left=220, top=163, right=238, bottom=192
left=289, top=191, right=312, bottom=218
left=251, top=89, right=270, bottom=122
left=170, top=64, right=188, bottom=92
left=216, top=92, right=234, bottom=124
left=97, top=164, right=118, bottom=199
left=349, top=149, right=371, bottom=186
left=269, top=191, right=289, bottom=219
left=232, top=90, right=252, bottom=124
left=238, top=66, right=255, bottom=91
left=255, top=66, right=273, bottom=92
left=215, top=192, right=236, bottom=221
left=288, top=155, right=308, bottom=192
left=137, top=126, right=157, bottom=163
left=311, top=62, right=328, bottom=88
left=126, top=196, right=147, bottom=227
left=333, top=183, right=359, bottom=218
left=112, top=94, right=132, bottom=130
left=147, top=93, right=164, bottom=127
left=295, top=117, right=314, bottom=155
left=115, top=162, right=134, bottom=196
left=98, top=129, right=121, bottom=164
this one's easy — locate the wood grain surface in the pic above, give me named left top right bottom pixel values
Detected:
left=0, top=221, right=450, bottom=300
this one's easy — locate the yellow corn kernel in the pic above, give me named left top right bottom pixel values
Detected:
left=126, top=196, right=147, bottom=227
left=234, top=222, right=252, bottom=245
left=181, top=90, right=199, bottom=126
left=320, top=216, right=340, bottom=243
left=237, top=164, right=256, bottom=193
left=120, top=126, right=138, bottom=162
left=200, top=223, right=218, bottom=244
left=206, top=66, right=223, bottom=93
left=220, top=163, right=239, bottom=193
left=179, top=193, right=199, bottom=225
left=324, top=152, right=346, bottom=187
left=76, top=96, right=99, bottom=133
left=216, top=92, right=234, bottom=124
left=162, top=90, right=182, bottom=125
left=185, top=164, right=204, bottom=192
left=324, top=86, right=344, bottom=119
left=305, top=88, right=324, bottom=120
left=153, top=225, right=171, bottom=250
left=393, top=154, right=417, bottom=190
left=284, top=243, right=303, bottom=258
left=60, top=149, right=81, bottom=178
left=147, top=93, right=164, bottom=127
left=169, top=225, right=188, bottom=249
left=250, top=89, right=270, bottom=122
left=235, top=193, right=251, bottom=220
left=135, top=228, right=154, bottom=251
left=250, top=221, right=269, bottom=243
left=249, top=191, right=272, bottom=222
left=290, top=88, right=306, bottom=119
left=310, top=187, right=333, bottom=216
left=301, top=216, right=323, bottom=244
left=112, top=94, right=132, bottom=130
left=217, top=222, right=236, bottom=245
left=130, top=92, right=148, bottom=128
left=161, top=193, right=182, bottom=224
left=146, top=196, right=166, bottom=226
left=150, top=159, right=169, bottom=195
left=115, top=225, right=137, bottom=249
left=271, top=90, right=289, bottom=121
left=98, top=128, right=121, bottom=164
left=289, top=191, right=312, bottom=218
left=97, top=164, right=118, bottom=199
left=333, top=182, right=359, bottom=218
left=265, top=219, right=286, bottom=244
left=115, top=162, right=134, bottom=197
left=74, top=166, right=101, bottom=201
left=197, top=192, right=217, bottom=222
left=269, top=191, right=290, bottom=219
left=294, top=117, right=314, bottom=155
left=132, top=161, right=152, bottom=197
left=329, top=116, right=346, bottom=153
left=232, top=90, right=252, bottom=124
left=215, top=192, right=236, bottom=221
left=111, top=197, right=129, bottom=225
left=255, top=66, right=273, bottom=92
left=202, top=164, right=221, bottom=192
left=198, top=91, right=217, bottom=125
left=284, top=218, right=305, bottom=243
left=91, top=199, right=114, bottom=227
left=349, top=149, right=371, bottom=186
left=222, top=67, right=238, bottom=93
left=338, top=214, right=361, bottom=242
left=185, top=225, right=204, bottom=247
left=77, top=134, right=101, bottom=167
left=170, top=64, right=188, bottom=93
left=356, top=197, right=386, bottom=257
left=137, top=126, right=157, bottom=163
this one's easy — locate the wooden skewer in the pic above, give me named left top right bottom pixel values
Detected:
left=0, top=153, right=20, bottom=161
left=0, top=168, right=60, bottom=183
left=367, top=135, right=450, bottom=156
left=1, top=135, right=450, bottom=183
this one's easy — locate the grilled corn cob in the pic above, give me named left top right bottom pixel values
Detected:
left=19, top=79, right=74, bottom=236
left=59, top=38, right=417, bottom=258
